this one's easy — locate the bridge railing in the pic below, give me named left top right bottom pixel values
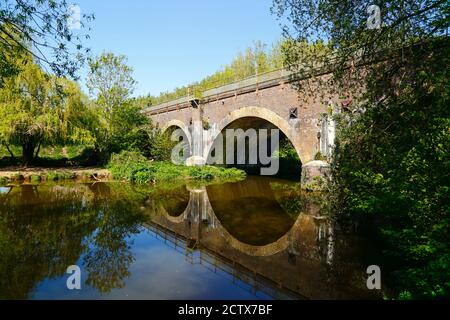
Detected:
left=202, top=68, right=292, bottom=100
left=142, top=67, right=293, bottom=114
left=142, top=56, right=344, bottom=115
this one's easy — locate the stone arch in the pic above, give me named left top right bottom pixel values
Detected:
left=162, top=119, right=192, bottom=156
left=162, top=120, right=191, bottom=145
left=206, top=106, right=306, bottom=165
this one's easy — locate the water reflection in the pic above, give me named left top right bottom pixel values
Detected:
left=0, top=178, right=381, bottom=300
left=0, top=183, right=146, bottom=299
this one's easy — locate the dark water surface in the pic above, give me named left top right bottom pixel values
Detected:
left=0, top=177, right=383, bottom=299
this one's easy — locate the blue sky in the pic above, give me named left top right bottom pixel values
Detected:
left=73, top=0, right=283, bottom=97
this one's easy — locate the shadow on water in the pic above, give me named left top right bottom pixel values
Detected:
left=0, top=178, right=385, bottom=300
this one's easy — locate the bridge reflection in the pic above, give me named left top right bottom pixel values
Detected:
left=140, top=177, right=364, bottom=300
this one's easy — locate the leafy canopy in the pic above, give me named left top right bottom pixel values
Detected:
left=0, top=0, right=94, bottom=84
left=273, top=0, right=450, bottom=299
left=0, top=54, right=96, bottom=163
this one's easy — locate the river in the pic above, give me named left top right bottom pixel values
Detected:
left=0, top=176, right=384, bottom=299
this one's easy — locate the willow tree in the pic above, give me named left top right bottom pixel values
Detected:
left=0, top=56, right=96, bottom=164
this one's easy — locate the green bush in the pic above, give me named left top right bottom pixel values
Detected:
left=108, top=150, right=246, bottom=184
left=30, top=175, right=42, bottom=183
left=0, top=176, right=7, bottom=186
left=46, top=172, right=76, bottom=181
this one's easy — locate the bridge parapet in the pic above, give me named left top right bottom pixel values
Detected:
left=202, top=69, right=293, bottom=101
left=143, top=68, right=296, bottom=116
left=142, top=96, right=200, bottom=115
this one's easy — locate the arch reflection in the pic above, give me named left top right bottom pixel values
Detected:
left=155, top=177, right=334, bottom=260
left=150, top=177, right=343, bottom=299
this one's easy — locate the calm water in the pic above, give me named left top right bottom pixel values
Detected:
left=0, top=177, right=383, bottom=300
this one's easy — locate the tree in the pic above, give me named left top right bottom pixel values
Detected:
left=273, top=0, right=450, bottom=298
left=87, top=53, right=136, bottom=115
left=87, top=52, right=151, bottom=160
left=0, top=0, right=93, bottom=85
left=148, top=41, right=288, bottom=105
left=0, top=55, right=96, bottom=164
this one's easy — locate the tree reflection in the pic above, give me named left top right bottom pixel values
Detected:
left=0, top=183, right=147, bottom=299
left=0, top=184, right=96, bottom=299
left=83, top=184, right=146, bottom=293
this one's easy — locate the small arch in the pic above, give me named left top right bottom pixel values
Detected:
left=162, top=120, right=192, bottom=148
left=162, top=120, right=192, bottom=159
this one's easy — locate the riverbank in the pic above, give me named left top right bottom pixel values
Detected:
left=0, top=160, right=246, bottom=186
left=0, top=166, right=111, bottom=185
left=108, top=152, right=246, bottom=184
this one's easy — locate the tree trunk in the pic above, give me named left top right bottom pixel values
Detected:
left=34, top=141, right=42, bottom=159
left=22, top=141, right=36, bottom=166
left=3, top=142, right=16, bottom=160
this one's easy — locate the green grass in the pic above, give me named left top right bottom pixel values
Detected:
left=108, top=151, right=246, bottom=184
left=45, top=172, right=76, bottom=181
left=30, top=175, right=42, bottom=183
left=0, top=176, right=7, bottom=186
left=0, top=144, right=93, bottom=166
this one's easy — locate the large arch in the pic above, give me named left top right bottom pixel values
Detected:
left=207, top=106, right=306, bottom=165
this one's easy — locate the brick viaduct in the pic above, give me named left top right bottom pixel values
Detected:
left=143, top=68, right=342, bottom=183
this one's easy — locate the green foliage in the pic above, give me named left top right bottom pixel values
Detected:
left=330, top=41, right=450, bottom=299
left=0, top=176, right=7, bottom=186
left=87, top=53, right=137, bottom=114
left=274, top=137, right=300, bottom=161
left=86, top=53, right=154, bottom=162
left=272, top=137, right=302, bottom=180
left=188, top=166, right=246, bottom=181
left=275, top=0, right=450, bottom=299
left=148, top=41, right=286, bottom=105
left=0, top=1, right=94, bottom=85
left=0, top=56, right=96, bottom=164
left=108, top=151, right=149, bottom=182
left=30, top=175, right=41, bottom=183
left=108, top=151, right=246, bottom=184
left=147, top=129, right=178, bottom=161
left=45, top=172, right=76, bottom=181
left=315, top=152, right=327, bottom=161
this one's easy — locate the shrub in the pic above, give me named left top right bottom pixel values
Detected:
left=46, top=172, right=76, bottom=181
left=30, top=175, right=42, bottom=183
left=108, top=151, right=246, bottom=184
left=0, top=176, right=7, bottom=186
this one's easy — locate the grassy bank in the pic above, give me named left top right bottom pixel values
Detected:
left=0, top=168, right=110, bottom=186
left=0, top=151, right=247, bottom=186
left=0, top=144, right=97, bottom=167
left=108, top=151, right=246, bottom=184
